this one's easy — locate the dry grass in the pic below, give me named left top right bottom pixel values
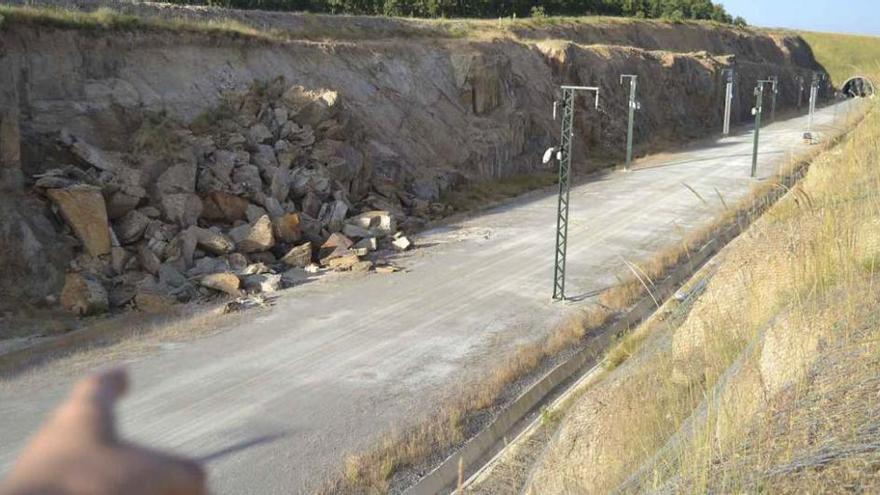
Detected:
left=798, top=30, right=880, bottom=87
left=522, top=92, right=879, bottom=494
left=319, top=306, right=610, bottom=494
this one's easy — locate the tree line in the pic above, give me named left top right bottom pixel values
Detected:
left=167, top=0, right=746, bottom=25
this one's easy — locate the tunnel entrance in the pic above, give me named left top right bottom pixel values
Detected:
left=841, top=76, right=875, bottom=98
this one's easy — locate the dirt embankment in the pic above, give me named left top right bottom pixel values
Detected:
left=0, top=11, right=826, bottom=325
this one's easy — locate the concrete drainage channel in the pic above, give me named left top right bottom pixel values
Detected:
left=403, top=134, right=851, bottom=494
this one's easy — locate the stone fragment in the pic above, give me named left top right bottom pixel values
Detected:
left=350, top=211, right=396, bottom=238
left=241, top=273, right=282, bottom=294
left=281, top=267, right=309, bottom=287
left=165, top=229, right=197, bottom=268
left=199, top=272, right=241, bottom=296
left=252, top=144, right=279, bottom=170
left=190, top=227, right=235, bottom=255
left=138, top=245, right=162, bottom=275
left=262, top=196, right=285, bottom=218
left=248, top=251, right=277, bottom=265
left=321, top=232, right=353, bottom=251
left=69, top=138, right=127, bottom=172
left=188, top=256, right=229, bottom=277
left=110, top=247, right=132, bottom=274
left=232, top=164, right=263, bottom=195
left=392, top=235, right=412, bottom=251
left=156, top=163, right=197, bottom=195
left=301, top=191, right=322, bottom=218
left=281, top=242, right=312, bottom=268
left=353, top=237, right=377, bottom=252
left=158, top=263, right=187, bottom=288
left=325, top=253, right=360, bottom=271
left=273, top=213, right=302, bottom=244
left=106, top=191, right=142, bottom=220
left=47, top=185, right=111, bottom=257
left=246, top=204, right=268, bottom=223
left=160, top=193, right=202, bottom=228
left=351, top=260, right=373, bottom=273
left=268, top=167, right=290, bottom=202
left=227, top=253, right=248, bottom=272
left=342, top=223, right=371, bottom=240
left=135, top=289, right=176, bottom=313
left=248, top=123, right=274, bottom=147
left=201, top=191, right=249, bottom=223
left=228, top=215, right=275, bottom=253
left=318, top=199, right=348, bottom=233
left=375, top=264, right=399, bottom=274
left=282, top=86, right=340, bottom=127
left=115, top=210, right=151, bottom=244
left=239, top=263, right=269, bottom=276
left=60, top=272, right=109, bottom=316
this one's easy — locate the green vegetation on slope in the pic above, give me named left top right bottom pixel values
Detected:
left=800, top=31, right=880, bottom=86
left=163, top=0, right=745, bottom=24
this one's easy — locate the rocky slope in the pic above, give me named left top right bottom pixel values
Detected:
left=0, top=8, right=827, bottom=323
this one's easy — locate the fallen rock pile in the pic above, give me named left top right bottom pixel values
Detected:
left=36, top=78, right=416, bottom=316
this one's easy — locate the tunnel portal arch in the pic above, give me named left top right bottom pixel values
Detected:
left=841, top=76, right=875, bottom=98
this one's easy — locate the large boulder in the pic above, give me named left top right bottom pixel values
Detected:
left=228, top=215, right=275, bottom=253
left=46, top=185, right=111, bottom=257
left=60, top=272, right=109, bottom=316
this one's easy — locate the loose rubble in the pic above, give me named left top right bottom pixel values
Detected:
left=33, top=78, right=426, bottom=316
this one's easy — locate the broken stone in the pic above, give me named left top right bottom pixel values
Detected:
left=140, top=206, right=161, bottom=218
left=190, top=227, right=235, bottom=255
left=351, top=260, right=373, bottom=273
left=239, top=263, right=269, bottom=276
left=321, top=232, right=353, bottom=251
left=248, top=123, right=274, bottom=147
left=47, top=185, right=111, bottom=257
left=241, top=273, right=282, bottom=294
left=228, top=215, right=275, bottom=253
left=115, top=210, right=151, bottom=245
left=311, top=139, right=364, bottom=186
left=392, top=235, right=412, bottom=251
left=232, top=164, right=263, bottom=195
left=375, top=264, right=399, bottom=274
left=262, top=196, right=285, bottom=218
left=273, top=213, right=302, bottom=244
left=158, top=263, right=187, bottom=288
left=318, top=199, right=348, bottom=233
left=201, top=191, right=249, bottom=223
left=325, top=252, right=360, bottom=271
left=188, top=256, right=229, bottom=277
left=301, top=191, right=322, bottom=218
left=353, top=237, right=377, bottom=252
left=245, top=204, right=268, bottom=224
left=165, top=229, right=197, bottom=268
left=252, top=144, right=279, bottom=170
left=138, top=245, right=162, bottom=275
left=160, top=193, right=202, bottom=228
left=156, top=163, right=197, bottom=195
left=135, top=289, right=176, bottom=313
left=105, top=191, right=142, bottom=220
left=199, top=272, right=241, bottom=296
left=282, top=86, right=340, bottom=127
left=281, top=242, right=312, bottom=268
left=350, top=210, right=396, bottom=238
left=342, top=223, right=371, bottom=240
left=268, top=167, right=290, bottom=202
left=248, top=252, right=277, bottom=265
left=60, top=272, right=109, bottom=316
left=281, top=267, right=309, bottom=287
left=227, top=252, right=249, bottom=272
left=69, top=138, right=127, bottom=173
left=304, top=263, right=320, bottom=274
left=111, top=247, right=132, bottom=274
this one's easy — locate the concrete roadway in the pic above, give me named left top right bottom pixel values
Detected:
left=0, top=101, right=857, bottom=494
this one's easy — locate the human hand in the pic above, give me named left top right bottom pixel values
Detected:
left=0, top=368, right=205, bottom=495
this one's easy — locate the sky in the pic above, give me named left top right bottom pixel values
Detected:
left=719, top=0, right=880, bottom=36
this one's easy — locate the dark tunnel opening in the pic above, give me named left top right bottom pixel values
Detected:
left=842, top=76, right=875, bottom=98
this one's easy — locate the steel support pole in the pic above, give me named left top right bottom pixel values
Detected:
left=552, top=88, right=575, bottom=301
left=722, top=69, right=734, bottom=135
left=751, top=81, right=767, bottom=178
left=796, top=76, right=805, bottom=110
left=769, top=75, right=779, bottom=123
left=620, top=75, right=638, bottom=170
left=552, top=86, right=600, bottom=300
left=808, top=82, right=818, bottom=131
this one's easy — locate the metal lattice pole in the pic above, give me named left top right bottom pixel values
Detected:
left=552, top=88, right=574, bottom=301
left=751, top=80, right=771, bottom=178
left=722, top=69, right=734, bottom=135
left=551, top=85, right=600, bottom=301
left=620, top=74, right=639, bottom=170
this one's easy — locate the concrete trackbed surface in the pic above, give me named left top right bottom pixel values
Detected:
left=0, top=102, right=854, bottom=494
